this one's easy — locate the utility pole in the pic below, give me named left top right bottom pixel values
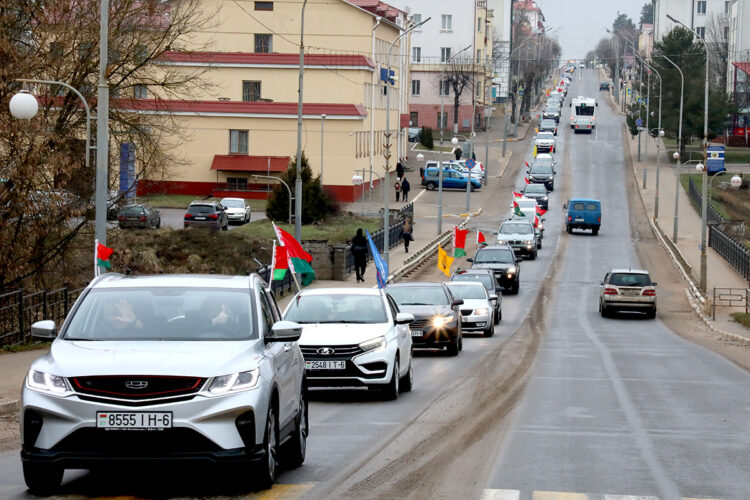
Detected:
left=294, top=0, right=309, bottom=242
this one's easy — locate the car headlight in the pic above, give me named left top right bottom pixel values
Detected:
left=524, top=240, right=534, bottom=245
left=541, top=196, right=548, bottom=200
left=474, top=308, right=490, bottom=315
left=359, top=336, right=387, bottom=353
left=207, top=369, right=260, bottom=395
left=432, top=315, right=456, bottom=328
left=27, top=369, right=72, bottom=395
left=507, top=266, right=517, bottom=274
left=497, top=239, right=507, bottom=244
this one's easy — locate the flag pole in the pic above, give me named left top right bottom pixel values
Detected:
left=94, top=239, right=99, bottom=277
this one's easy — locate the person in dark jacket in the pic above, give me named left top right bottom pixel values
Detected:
left=401, top=177, right=411, bottom=202
left=351, top=228, right=368, bottom=282
left=396, top=162, right=404, bottom=179
left=454, top=147, right=462, bottom=160
left=400, top=218, right=413, bottom=252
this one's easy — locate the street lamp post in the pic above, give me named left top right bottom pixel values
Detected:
left=252, top=175, right=293, bottom=225
left=294, top=0, right=309, bottom=242
left=320, top=114, right=326, bottom=184
left=667, top=14, right=710, bottom=293
left=632, top=52, right=663, bottom=199
left=661, top=55, right=684, bottom=243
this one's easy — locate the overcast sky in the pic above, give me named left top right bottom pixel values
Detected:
left=535, top=0, right=646, bottom=61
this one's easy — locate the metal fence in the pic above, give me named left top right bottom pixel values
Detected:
left=256, top=265, right=295, bottom=296
left=344, top=203, right=413, bottom=274
left=687, top=177, right=723, bottom=224
left=0, top=286, right=85, bottom=348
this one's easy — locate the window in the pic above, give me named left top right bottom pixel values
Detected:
left=254, top=34, right=272, bottom=53
left=134, top=84, right=148, bottom=99
left=413, top=13, right=422, bottom=28
left=477, top=49, right=482, bottom=62
left=725, top=0, right=731, bottom=14
left=410, top=111, right=418, bottom=127
left=135, top=44, right=148, bottom=63
left=255, top=1, right=273, bottom=10
left=411, top=79, right=421, bottom=96
left=441, top=47, right=451, bottom=63
left=696, top=26, right=705, bottom=38
left=437, top=112, right=447, bottom=128
left=697, top=0, right=706, bottom=14
left=441, top=14, right=452, bottom=31
left=242, top=81, right=261, bottom=102
left=478, top=17, right=483, bottom=32
left=724, top=26, right=729, bottom=40
left=412, top=46, right=421, bottom=63
left=229, top=130, right=249, bottom=154
left=227, top=177, right=248, bottom=190
left=439, top=79, right=450, bottom=96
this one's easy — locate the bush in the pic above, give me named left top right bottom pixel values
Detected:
left=421, top=126, right=434, bottom=150
left=266, top=153, right=335, bottom=224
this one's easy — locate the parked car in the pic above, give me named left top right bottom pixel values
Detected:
left=386, top=282, right=463, bottom=355
left=496, top=219, right=539, bottom=260
left=599, top=268, right=657, bottom=318
left=421, top=166, right=482, bottom=191
left=565, top=198, right=601, bottom=235
left=599, top=81, right=611, bottom=91
left=21, top=273, right=307, bottom=494
left=538, top=119, right=558, bottom=136
left=184, top=201, right=228, bottom=231
left=521, top=183, right=550, bottom=210
left=449, top=268, right=502, bottom=323
left=282, top=288, right=414, bottom=399
left=117, top=204, right=161, bottom=229
left=220, top=197, right=252, bottom=224
left=408, top=127, right=422, bottom=142
left=468, top=244, right=520, bottom=294
left=445, top=282, right=496, bottom=337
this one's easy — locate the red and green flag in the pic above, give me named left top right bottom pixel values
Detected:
left=512, top=191, right=523, bottom=198
left=270, top=242, right=289, bottom=281
left=453, top=227, right=468, bottom=257
left=273, top=223, right=316, bottom=286
left=513, top=201, right=526, bottom=217
left=95, top=240, right=114, bottom=275
left=536, top=207, right=547, bottom=216
left=524, top=177, right=530, bottom=184
left=476, top=230, right=487, bottom=247
left=534, top=215, right=541, bottom=227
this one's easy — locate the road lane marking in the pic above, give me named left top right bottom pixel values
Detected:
left=533, top=492, right=588, bottom=500
left=481, top=489, right=520, bottom=500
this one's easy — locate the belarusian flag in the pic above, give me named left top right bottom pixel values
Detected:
left=270, top=242, right=289, bottom=281
left=272, top=223, right=316, bottom=286
left=524, top=177, right=530, bottom=184
left=524, top=160, right=530, bottom=167
left=536, top=207, right=547, bottom=216
left=534, top=215, right=541, bottom=227
left=513, top=201, right=525, bottom=217
left=477, top=231, right=487, bottom=247
left=512, top=191, right=523, bottom=198
left=437, top=244, right=454, bottom=277
left=95, top=240, right=114, bottom=274
left=453, top=227, right=468, bottom=257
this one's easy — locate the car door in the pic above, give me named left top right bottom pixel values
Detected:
left=259, top=290, right=296, bottom=428
left=387, top=294, right=410, bottom=375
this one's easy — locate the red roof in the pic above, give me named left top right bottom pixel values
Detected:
left=159, top=51, right=375, bottom=68
left=733, top=62, right=750, bottom=76
left=114, top=99, right=367, bottom=117
left=211, top=155, right=290, bottom=172
left=347, top=0, right=404, bottom=23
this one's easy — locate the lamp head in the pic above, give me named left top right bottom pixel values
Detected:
left=9, top=90, right=39, bottom=120
left=659, top=130, right=665, bottom=137
left=672, top=151, right=680, bottom=160
left=731, top=174, right=743, bottom=188
left=696, top=162, right=705, bottom=172
left=416, top=153, right=424, bottom=161
left=352, top=174, right=363, bottom=186
left=451, top=137, right=459, bottom=145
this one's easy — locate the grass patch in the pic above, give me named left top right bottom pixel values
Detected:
left=413, top=143, right=454, bottom=153
left=1, top=341, right=51, bottom=354
left=234, top=215, right=380, bottom=245
left=679, top=173, right=731, bottom=220
left=730, top=312, right=750, bottom=329
left=141, top=194, right=267, bottom=212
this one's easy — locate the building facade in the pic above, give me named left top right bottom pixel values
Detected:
left=728, top=0, right=750, bottom=104
left=654, top=0, right=730, bottom=40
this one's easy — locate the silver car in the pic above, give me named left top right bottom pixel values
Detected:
left=497, top=219, right=538, bottom=259
left=221, top=197, right=252, bottom=224
left=599, top=268, right=658, bottom=318
left=21, top=273, right=307, bottom=494
left=283, top=288, right=414, bottom=399
left=446, top=282, right=495, bottom=337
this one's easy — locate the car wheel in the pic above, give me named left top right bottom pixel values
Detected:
left=494, top=308, right=501, bottom=324
left=646, top=307, right=657, bottom=319
left=283, top=391, right=308, bottom=468
left=470, top=184, right=476, bottom=192
left=156, top=219, right=161, bottom=229
left=256, top=405, right=279, bottom=489
left=566, top=225, right=572, bottom=234
left=23, top=461, right=63, bottom=496
left=399, top=356, right=414, bottom=392
left=427, top=182, right=436, bottom=191
left=446, top=334, right=460, bottom=356
left=600, top=301, right=609, bottom=318
left=483, top=321, right=494, bottom=337
left=530, top=250, right=538, bottom=260
left=592, top=227, right=599, bottom=236
left=384, top=358, right=400, bottom=400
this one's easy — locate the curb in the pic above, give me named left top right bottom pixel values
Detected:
left=497, top=151, right=514, bottom=179
left=0, top=398, right=19, bottom=416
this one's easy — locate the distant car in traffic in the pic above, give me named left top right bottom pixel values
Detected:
left=527, top=160, right=556, bottom=191
left=408, top=127, right=422, bottom=142
left=599, top=81, right=610, bottom=91
left=538, top=119, right=558, bottom=136
left=599, top=268, right=657, bottom=318
left=467, top=244, right=521, bottom=294
left=534, top=131, right=556, bottom=153
left=184, top=201, right=229, bottom=231
left=445, top=282, right=496, bottom=337
left=542, top=106, right=561, bottom=122
left=117, top=204, right=161, bottom=229
left=449, top=268, right=502, bottom=323
left=421, top=166, right=481, bottom=191
left=565, top=198, right=601, bottom=235
left=220, top=197, right=252, bottom=224
left=571, top=115, right=595, bottom=133
left=496, top=219, right=539, bottom=260
left=521, top=183, right=550, bottom=209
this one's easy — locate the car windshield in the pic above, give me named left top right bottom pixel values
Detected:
left=544, top=107, right=558, bottom=113
left=531, top=165, right=553, bottom=175
left=221, top=199, right=244, bottom=208
left=120, top=206, right=145, bottom=216
left=451, top=274, right=493, bottom=290
left=540, top=120, right=556, bottom=128
left=475, top=248, right=516, bottom=262
left=537, top=132, right=554, bottom=140
left=187, top=204, right=215, bottom=215
left=284, top=294, right=387, bottom=324
left=517, top=200, right=537, bottom=210
left=524, top=185, right=547, bottom=194
left=446, top=283, right=486, bottom=300
left=63, top=288, right=257, bottom=341
left=609, top=273, right=652, bottom=286
left=499, top=224, right=531, bottom=236
left=388, top=286, right=448, bottom=306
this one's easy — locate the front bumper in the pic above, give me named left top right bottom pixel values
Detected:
left=409, top=321, right=459, bottom=348
left=459, top=311, right=491, bottom=331
left=302, top=344, right=397, bottom=389
left=227, top=213, right=247, bottom=222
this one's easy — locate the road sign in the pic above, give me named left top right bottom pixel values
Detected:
left=465, top=158, right=476, bottom=169
left=706, top=145, right=726, bottom=174
left=636, top=118, right=644, bottom=127
left=519, top=88, right=525, bottom=96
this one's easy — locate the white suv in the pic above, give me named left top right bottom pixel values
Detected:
left=21, top=273, right=306, bottom=494
left=599, top=269, right=658, bottom=318
left=283, top=288, right=415, bottom=399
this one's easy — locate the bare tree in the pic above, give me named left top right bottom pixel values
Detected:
left=440, top=54, right=476, bottom=132
left=0, top=0, right=215, bottom=289
left=705, top=12, right=729, bottom=91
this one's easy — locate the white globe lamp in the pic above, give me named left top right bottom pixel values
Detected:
left=659, top=129, right=665, bottom=137
left=9, top=91, right=39, bottom=120
left=451, top=137, right=459, bottom=145
left=696, top=163, right=704, bottom=172
left=416, top=153, right=424, bottom=162
left=672, top=151, right=679, bottom=160
left=731, top=175, right=743, bottom=188
left=352, top=174, right=363, bottom=186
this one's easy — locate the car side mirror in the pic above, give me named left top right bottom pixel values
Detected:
left=31, top=320, right=57, bottom=340
left=466, top=258, right=474, bottom=263
left=452, top=298, right=464, bottom=307
left=541, top=218, right=546, bottom=222
left=267, top=320, right=302, bottom=343
left=395, top=312, right=415, bottom=325
left=489, top=294, right=498, bottom=301
left=651, top=282, right=658, bottom=286
left=563, top=203, right=568, bottom=210
left=600, top=281, right=605, bottom=286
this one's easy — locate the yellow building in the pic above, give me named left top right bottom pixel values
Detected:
left=134, top=0, right=411, bottom=202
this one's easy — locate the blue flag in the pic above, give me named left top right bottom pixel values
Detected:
left=365, top=229, right=388, bottom=288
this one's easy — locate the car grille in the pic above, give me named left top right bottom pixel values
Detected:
left=300, top=344, right=364, bottom=358
left=70, top=376, right=206, bottom=401
left=51, top=427, right=222, bottom=454
left=460, top=309, right=473, bottom=316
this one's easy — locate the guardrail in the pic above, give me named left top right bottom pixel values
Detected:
left=256, top=265, right=295, bottom=296
left=708, top=225, right=750, bottom=280
left=711, top=287, right=750, bottom=320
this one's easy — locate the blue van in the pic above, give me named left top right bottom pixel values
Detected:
left=565, top=198, right=601, bottom=235
left=421, top=166, right=481, bottom=191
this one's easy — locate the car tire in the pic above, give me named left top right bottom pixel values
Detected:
left=384, top=358, right=400, bottom=400
left=283, top=391, right=308, bottom=468
left=399, top=356, right=414, bottom=392
left=530, top=250, right=538, bottom=260
left=427, top=182, right=436, bottom=191
left=494, top=308, right=501, bottom=324
left=592, top=227, right=599, bottom=236
left=256, top=405, right=279, bottom=489
left=600, top=301, right=610, bottom=318
left=483, top=321, right=494, bottom=337
left=23, top=461, right=64, bottom=496
left=470, top=184, right=476, bottom=192
left=566, top=225, right=572, bottom=234
left=156, top=219, right=161, bottom=229
left=446, top=334, right=460, bottom=356
left=646, top=307, right=657, bottom=319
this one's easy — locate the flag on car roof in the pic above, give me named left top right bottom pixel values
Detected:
left=513, top=201, right=525, bottom=217
left=512, top=191, right=523, bottom=198
left=95, top=240, right=114, bottom=275
left=477, top=231, right=487, bottom=247
left=524, top=160, right=530, bottom=167
left=437, top=244, right=454, bottom=277
left=273, top=223, right=316, bottom=286
left=365, top=229, right=388, bottom=288
left=270, top=241, right=288, bottom=281
left=453, top=227, right=468, bottom=258
left=536, top=207, right=547, bottom=216
left=524, top=177, right=530, bottom=184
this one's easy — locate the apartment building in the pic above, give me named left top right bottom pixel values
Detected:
left=728, top=0, right=750, bottom=104
left=654, top=0, right=730, bottom=40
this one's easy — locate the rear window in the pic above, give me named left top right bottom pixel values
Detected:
left=188, top=204, right=216, bottom=215
left=121, top=206, right=145, bottom=216
left=451, top=273, right=493, bottom=291
left=573, top=203, right=585, bottom=210
left=609, top=273, right=651, bottom=286
left=587, top=203, right=598, bottom=210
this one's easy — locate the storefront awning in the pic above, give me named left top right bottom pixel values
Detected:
left=210, top=155, right=290, bottom=172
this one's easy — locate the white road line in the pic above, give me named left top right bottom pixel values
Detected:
left=411, top=189, right=427, bottom=204
left=481, top=489, right=521, bottom=500
left=603, top=496, right=659, bottom=500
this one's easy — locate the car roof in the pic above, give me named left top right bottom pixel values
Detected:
left=569, top=198, right=600, bottom=203
left=296, top=287, right=382, bottom=296
left=387, top=282, right=446, bottom=288
left=220, top=197, right=244, bottom=202
left=609, top=268, right=649, bottom=275
left=452, top=268, right=493, bottom=275
left=90, top=273, right=256, bottom=290
left=478, top=244, right=517, bottom=250
left=446, top=281, right=486, bottom=289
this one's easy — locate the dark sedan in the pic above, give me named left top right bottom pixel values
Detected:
left=538, top=119, right=558, bottom=136
left=386, top=283, right=463, bottom=355
left=117, top=204, right=161, bottom=229
left=468, top=245, right=520, bottom=294
left=521, top=183, right=549, bottom=209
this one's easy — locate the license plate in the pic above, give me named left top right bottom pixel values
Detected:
left=622, top=289, right=640, bottom=296
left=194, top=216, right=206, bottom=220
left=96, top=411, right=172, bottom=430
left=575, top=218, right=584, bottom=222
left=305, top=360, right=346, bottom=370
left=411, top=330, right=423, bottom=337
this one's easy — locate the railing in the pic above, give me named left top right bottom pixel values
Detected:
left=687, top=177, right=723, bottom=224
left=0, top=286, right=85, bottom=348
left=711, top=287, right=750, bottom=320
left=256, top=265, right=295, bottom=297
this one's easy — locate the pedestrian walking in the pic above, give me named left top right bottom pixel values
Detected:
left=394, top=178, right=401, bottom=202
left=350, top=228, right=368, bottom=282
left=454, top=146, right=463, bottom=160
left=401, top=218, right=413, bottom=253
left=396, top=161, right=404, bottom=180
left=401, top=177, right=411, bottom=202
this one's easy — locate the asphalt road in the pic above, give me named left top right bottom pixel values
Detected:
left=2, top=71, right=749, bottom=500
left=156, top=207, right=267, bottom=231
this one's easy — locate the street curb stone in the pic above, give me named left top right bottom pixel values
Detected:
left=0, top=398, right=19, bottom=416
